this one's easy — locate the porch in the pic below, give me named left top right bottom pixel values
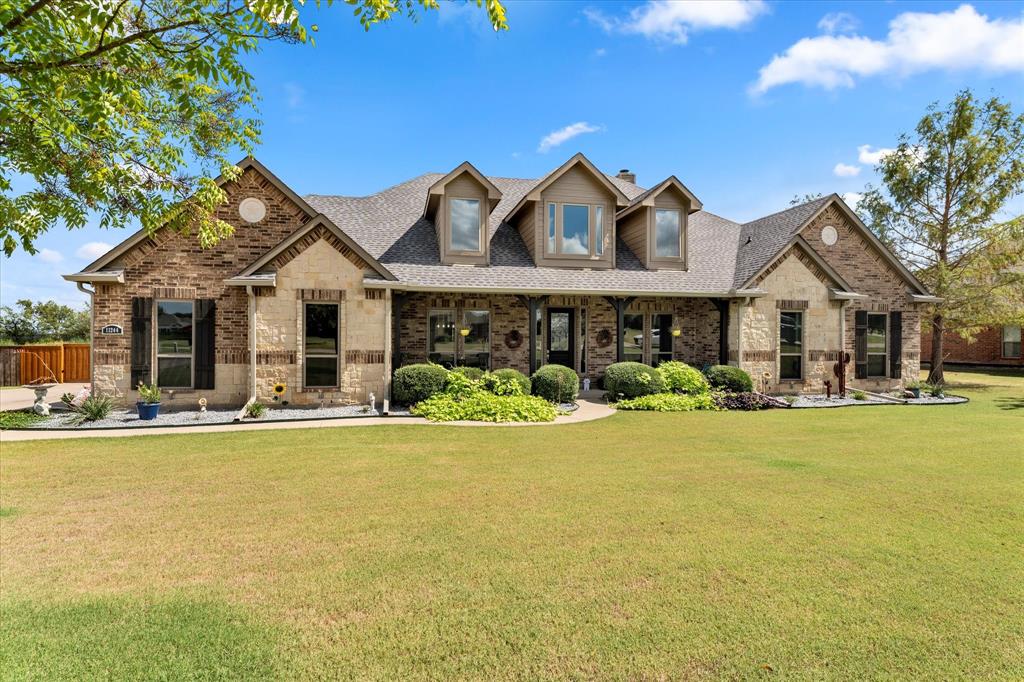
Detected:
left=390, top=292, right=729, bottom=381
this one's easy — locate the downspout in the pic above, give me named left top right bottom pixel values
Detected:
left=76, top=282, right=95, bottom=390
left=247, top=285, right=257, bottom=401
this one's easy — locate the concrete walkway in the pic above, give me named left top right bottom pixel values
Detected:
left=0, top=394, right=615, bottom=442
left=0, top=383, right=89, bottom=412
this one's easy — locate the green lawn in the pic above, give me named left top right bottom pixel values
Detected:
left=1, top=368, right=1022, bottom=680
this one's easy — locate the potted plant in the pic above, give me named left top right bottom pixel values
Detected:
left=906, top=379, right=922, bottom=399
left=136, top=382, right=161, bottom=420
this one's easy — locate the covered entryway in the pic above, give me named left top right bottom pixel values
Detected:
left=546, top=308, right=575, bottom=369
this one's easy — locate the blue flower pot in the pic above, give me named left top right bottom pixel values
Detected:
left=137, top=402, right=161, bottom=420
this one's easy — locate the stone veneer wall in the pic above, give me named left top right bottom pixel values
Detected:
left=90, top=166, right=310, bottom=407
left=397, top=293, right=720, bottom=380
left=738, top=252, right=842, bottom=393
left=800, top=205, right=923, bottom=390
left=730, top=203, right=926, bottom=393
left=254, top=240, right=386, bottom=406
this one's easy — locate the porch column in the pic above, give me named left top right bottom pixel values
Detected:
left=603, top=296, right=637, bottom=363
left=391, top=291, right=406, bottom=371
left=715, top=298, right=729, bottom=365
left=515, top=295, right=548, bottom=374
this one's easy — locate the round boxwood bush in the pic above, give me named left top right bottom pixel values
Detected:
left=392, top=363, right=449, bottom=405
left=451, top=366, right=485, bottom=381
left=704, top=365, right=753, bottom=393
left=483, top=368, right=531, bottom=396
left=530, top=364, right=579, bottom=403
left=604, top=361, right=666, bottom=399
left=656, top=360, right=710, bottom=394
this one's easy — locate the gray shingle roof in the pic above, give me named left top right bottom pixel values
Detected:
left=304, top=170, right=818, bottom=296
left=732, top=195, right=832, bottom=288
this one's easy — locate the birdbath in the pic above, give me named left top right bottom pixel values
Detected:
left=23, top=383, right=57, bottom=416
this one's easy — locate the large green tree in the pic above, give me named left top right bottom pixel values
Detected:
left=0, top=0, right=507, bottom=256
left=0, top=298, right=90, bottom=343
left=860, top=90, right=1024, bottom=384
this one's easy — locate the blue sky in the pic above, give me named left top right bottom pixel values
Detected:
left=3, top=0, right=1023, bottom=307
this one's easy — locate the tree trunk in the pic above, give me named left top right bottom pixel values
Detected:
left=927, top=314, right=945, bottom=385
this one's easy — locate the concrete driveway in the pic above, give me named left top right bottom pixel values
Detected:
left=0, top=383, right=90, bottom=412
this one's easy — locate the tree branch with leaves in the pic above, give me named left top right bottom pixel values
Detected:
left=860, top=90, right=1024, bottom=384
left=0, top=0, right=507, bottom=256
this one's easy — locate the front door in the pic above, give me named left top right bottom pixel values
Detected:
left=546, top=308, right=575, bottom=369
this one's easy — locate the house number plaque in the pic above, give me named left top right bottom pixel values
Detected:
left=100, top=324, right=123, bottom=335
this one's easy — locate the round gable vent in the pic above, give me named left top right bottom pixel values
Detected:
left=239, top=197, right=267, bottom=223
left=820, top=224, right=838, bottom=246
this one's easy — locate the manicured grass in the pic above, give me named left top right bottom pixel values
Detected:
left=1, top=368, right=1022, bottom=679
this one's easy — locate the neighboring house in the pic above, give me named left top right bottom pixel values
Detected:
left=921, top=325, right=1023, bottom=367
left=64, top=154, right=939, bottom=408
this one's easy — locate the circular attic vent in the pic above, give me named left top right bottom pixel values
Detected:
left=238, top=197, right=267, bottom=223
left=820, top=224, right=838, bottom=246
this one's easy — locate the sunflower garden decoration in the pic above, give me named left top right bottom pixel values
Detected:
left=272, top=382, right=287, bottom=402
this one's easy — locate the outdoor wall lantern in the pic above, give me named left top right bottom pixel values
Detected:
left=459, top=328, right=471, bottom=337
left=671, top=328, right=682, bottom=337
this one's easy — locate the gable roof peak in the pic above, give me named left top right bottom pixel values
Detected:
left=502, top=152, right=631, bottom=224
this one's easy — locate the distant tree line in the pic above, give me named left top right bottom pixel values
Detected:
left=0, top=299, right=90, bottom=344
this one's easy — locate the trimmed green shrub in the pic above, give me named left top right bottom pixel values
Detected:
left=531, top=364, right=579, bottom=403
left=604, top=362, right=665, bottom=399
left=704, top=365, right=753, bottom=393
left=451, top=366, right=484, bottom=381
left=412, top=393, right=557, bottom=423
left=392, top=363, right=449, bottom=405
left=657, top=361, right=710, bottom=394
left=483, top=368, right=531, bottom=396
left=615, top=393, right=718, bottom=412
left=443, top=369, right=480, bottom=399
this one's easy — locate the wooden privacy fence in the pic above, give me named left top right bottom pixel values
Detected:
left=0, top=344, right=90, bottom=386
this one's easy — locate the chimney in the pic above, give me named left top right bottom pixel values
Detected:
left=616, top=169, right=636, bottom=184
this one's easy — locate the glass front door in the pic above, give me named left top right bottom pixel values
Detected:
left=546, top=308, right=575, bottom=369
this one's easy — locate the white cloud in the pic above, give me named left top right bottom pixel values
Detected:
left=75, top=242, right=113, bottom=261
left=537, top=122, right=603, bottom=153
left=593, top=47, right=607, bottom=57
left=818, top=12, right=858, bottom=35
left=857, top=144, right=896, bottom=165
left=842, top=192, right=864, bottom=211
left=586, top=0, right=766, bottom=45
left=37, top=248, right=63, bottom=264
left=752, top=4, right=1024, bottom=94
left=283, top=82, right=304, bottom=110
left=833, top=163, right=861, bottom=178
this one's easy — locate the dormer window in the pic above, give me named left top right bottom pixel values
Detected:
left=655, top=209, right=681, bottom=258
left=547, top=202, right=607, bottom=258
left=449, top=198, right=482, bottom=253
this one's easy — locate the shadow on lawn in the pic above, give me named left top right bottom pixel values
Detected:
left=994, top=396, right=1024, bottom=411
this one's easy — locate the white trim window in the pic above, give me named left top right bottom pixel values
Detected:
left=654, top=208, right=682, bottom=259
left=546, top=202, right=607, bottom=257
left=304, top=302, right=340, bottom=388
left=1003, top=325, right=1021, bottom=358
left=779, top=311, right=803, bottom=380
left=866, top=313, right=887, bottom=377
left=448, top=197, right=482, bottom=253
left=156, top=300, right=194, bottom=387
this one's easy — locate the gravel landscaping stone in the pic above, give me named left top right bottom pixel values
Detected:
left=25, top=404, right=380, bottom=430
left=789, top=394, right=894, bottom=408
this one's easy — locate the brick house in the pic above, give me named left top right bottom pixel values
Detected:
left=64, top=154, right=939, bottom=409
left=921, top=325, right=1023, bottom=367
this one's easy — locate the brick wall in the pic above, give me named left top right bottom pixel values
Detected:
left=921, top=325, right=1024, bottom=366
left=91, top=166, right=311, bottom=405
left=797, top=204, right=925, bottom=389
left=396, top=293, right=720, bottom=380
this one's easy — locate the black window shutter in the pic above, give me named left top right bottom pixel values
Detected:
left=194, top=299, right=216, bottom=390
left=889, top=310, right=903, bottom=379
left=854, top=310, right=868, bottom=379
left=130, top=297, right=152, bottom=387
